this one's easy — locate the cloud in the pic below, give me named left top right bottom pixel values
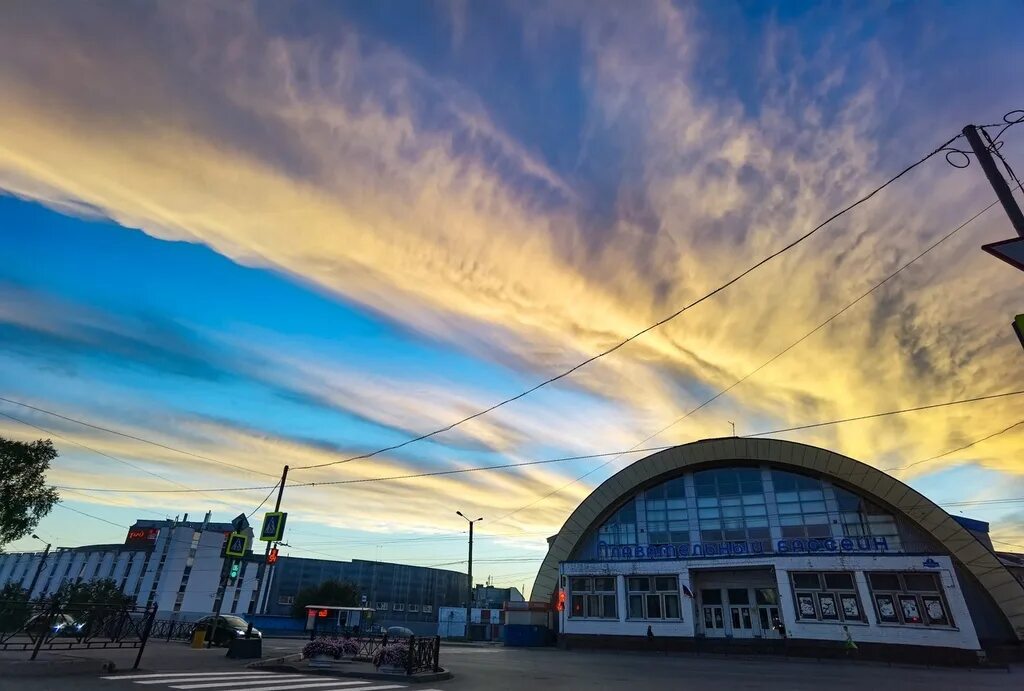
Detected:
left=2, top=0, right=1024, bottom=578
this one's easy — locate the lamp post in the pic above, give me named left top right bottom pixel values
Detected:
left=455, top=511, right=482, bottom=640
left=26, top=534, right=51, bottom=599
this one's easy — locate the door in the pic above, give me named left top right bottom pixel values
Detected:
left=730, top=605, right=754, bottom=637
left=758, top=606, right=782, bottom=638
left=702, top=605, right=725, bottom=637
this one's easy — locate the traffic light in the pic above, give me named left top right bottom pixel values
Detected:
left=556, top=589, right=566, bottom=612
left=267, top=547, right=279, bottom=565
left=228, top=560, right=241, bottom=581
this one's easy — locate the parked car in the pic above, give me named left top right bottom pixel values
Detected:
left=24, top=613, right=85, bottom=639
left=385, top=626, right=414, bottom=639
left=191, top=615, right=261, bottom=646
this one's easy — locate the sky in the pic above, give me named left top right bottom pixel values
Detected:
left=1, top=0, right=1024, bottom=597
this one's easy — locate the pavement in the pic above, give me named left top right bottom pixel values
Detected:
left=3, top=638, right=1022, bottom=691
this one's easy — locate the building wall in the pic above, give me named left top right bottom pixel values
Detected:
left=264, top=556, right=467, bottom=625
left=560, top=554, right=980, bottom=650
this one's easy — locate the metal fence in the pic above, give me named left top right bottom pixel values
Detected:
left=150, top=618, right=195, bottom=642
left=0, top=598, right=157, bottom=668
left=310, top=631, right=441, bottom=674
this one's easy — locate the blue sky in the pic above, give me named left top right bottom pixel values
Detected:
left=2, top=0, right=1024, bottom=593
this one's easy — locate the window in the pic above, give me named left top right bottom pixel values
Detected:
left=278, top=595, right=295, bottom=605
left=393, top=603, right=405, bottom=612
left=645, top=477, right=689, bottom=544
left=598, top=501, right=638, bottom=546
left=569, top=576, right=617, bottom=619
left=867, top=572, right=951, bottom=626
left=408, top=604, right=420, bottom=613
left=376, top=602, right=389, bottom=611
left=789, top=571, right=863, bottom=623
left=772, top=470, right=831, bottom=539
left=835, top=488, right=903, bottom=550
left=423, top=605, right=433, bottom=614
left=626, top=575, right=680, bottom=620
left=694, top=469, right=769, bottom=542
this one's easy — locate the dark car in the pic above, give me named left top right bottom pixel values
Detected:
left=385, top=626, right=414, bottom=639
left=192, top=615, right=261, bottom=646
left=24, top=613, right=85, bottom=640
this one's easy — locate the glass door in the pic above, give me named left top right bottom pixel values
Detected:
left=700, top=589, right=726, bottom=637
left=728, top=589, right=755, bottom=638
left=755, top=588, right=782, bottom=638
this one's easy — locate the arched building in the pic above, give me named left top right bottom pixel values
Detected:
left=531, top=438, right=1024, bottom=661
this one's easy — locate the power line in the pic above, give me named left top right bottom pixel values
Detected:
left=487, top=196, right=1005, bottom=527
left=0, top=396, right=278, bottom=479
left=51, top=388, right=1024, bottom=496
left=291, top=131, right=963, bottom=472
left=884, top=418, right=1024, bottom=474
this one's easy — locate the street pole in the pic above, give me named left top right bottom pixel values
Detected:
left=456, top=511, right=482, bottom=640
left=247, top=465, right=288, bottom=636
left=963, top=124, right=1024, bottom=236
left=26, top=541, right=51, bottom=598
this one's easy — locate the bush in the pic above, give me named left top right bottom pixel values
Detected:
left=334, top=638, right=359, bottom=656
left=372, top=642, right=409, bottom=669
left=302, top=638, right=339, bottom=659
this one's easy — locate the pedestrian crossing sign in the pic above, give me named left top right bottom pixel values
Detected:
left=260, top=511, right=287, bottom=542
left=225, top=531, right=249, bottom=557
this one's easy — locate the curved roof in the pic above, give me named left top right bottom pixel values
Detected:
left=532, top=437, right=1024, bottom=641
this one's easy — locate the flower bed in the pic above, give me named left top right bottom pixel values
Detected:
left=302, top=638, right=339, bottom=660
left=330, top=637, right=360, bottom=657
left=372, top=641, right=409, bottom=670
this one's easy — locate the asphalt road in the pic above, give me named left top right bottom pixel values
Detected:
left=4, top=638, right=1021, bottom=691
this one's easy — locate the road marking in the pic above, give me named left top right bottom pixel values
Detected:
left=139, top=676, right=306, bottom=685
left=171, top=679, right=362, bottom=690
left=216, top=682, right=389, bottom=691
left=104, top=673, right=278, bottom=680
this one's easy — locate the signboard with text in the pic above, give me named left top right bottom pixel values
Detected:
left=595, top=536, right=890, bottom=561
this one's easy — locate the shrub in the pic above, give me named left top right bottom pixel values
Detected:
left=372, top=642, right=409, bottom=669
left=302, top=638, right=339, bottom=659
left=336, top=638, right=359, bottom=656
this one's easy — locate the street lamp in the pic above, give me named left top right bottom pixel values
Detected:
left=456, top=511, right=483, bottom=640
left=27, top=534, right=51, bottom=599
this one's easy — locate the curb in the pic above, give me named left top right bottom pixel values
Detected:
left=0, top=656, right=118, bottom=678
left=251, top=656, right=452, bottom=684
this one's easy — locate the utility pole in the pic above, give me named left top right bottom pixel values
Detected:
left=963, top=124, right=1024, bottom=270
left=26, top=536, right=51, bottom=598
left=456, top=511, right=482, bottom=640
left=247, top=465, right=289, bottom=636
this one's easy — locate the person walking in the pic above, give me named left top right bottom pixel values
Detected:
left=843, top=625, right=858, bottom=658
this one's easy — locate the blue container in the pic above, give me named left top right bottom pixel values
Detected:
left=503, top=624, right=554, bottom=647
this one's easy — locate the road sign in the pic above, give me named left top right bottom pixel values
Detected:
left=225, top=531, right=249, bottom=558
left=1014, top=314, right=1024, bottom=351
left=260, top=512, right=287, bottom=542
left=982, top=237, right=1024, bottom=273
left=231, top=513, right=250, bottom=532
left=267, top=547, right=279, bottom=565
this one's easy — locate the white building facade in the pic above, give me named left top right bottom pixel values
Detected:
left=0, top=515, right=262, bottom=620
left=534, top=439, right=1024, bottom=664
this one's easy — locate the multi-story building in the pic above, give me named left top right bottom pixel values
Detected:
left=0, top=513, right=258, bottom=619
left=263, top=556, right=467, bottom=631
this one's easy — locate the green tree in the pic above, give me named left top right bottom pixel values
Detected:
left=0, top=437, right=59, bottom=550
left=53, top=578, right=135, bottom=608
left=291, top=579, right=359, bottom=618
left=0, top=582, right=30, bottom=632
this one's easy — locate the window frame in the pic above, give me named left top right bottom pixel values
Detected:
left=625, top=575, right=681, bottom=621
left=788, top=571, right=864, bottom=624
left=567, top=575, right=618, bottom=619
left=866, top=571, right=953, bottom=627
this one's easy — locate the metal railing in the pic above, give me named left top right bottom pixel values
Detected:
left=309, top=631, right=441, bottom=674
left=0, top=598, right=157, bottom=668
left=150, top=618, right=195, bottom=642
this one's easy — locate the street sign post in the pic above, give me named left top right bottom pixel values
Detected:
left=260, top=512, right=287, bottom=542
left=225, top=532, right=249, bottom=558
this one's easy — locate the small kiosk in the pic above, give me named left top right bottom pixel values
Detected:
left=305, top=605, right=376, bottom=636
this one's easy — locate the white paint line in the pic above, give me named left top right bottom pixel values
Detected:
left=212, top=682, right=381, bottom=691
left=103, top=672, right=276, bottom=680
left=137, top=675, right=306, bottom=685
left=169, top=677, right=339, bottom=690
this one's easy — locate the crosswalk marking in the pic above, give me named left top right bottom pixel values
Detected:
left=177, top=680, right=370, bottom=691
left=217, top=683, right=395, bottom=691
left=168, top=676, right=317, bottom=689
left=140, top=675, right=306, bottom=686
left=104, top=673, right=278, bottom=680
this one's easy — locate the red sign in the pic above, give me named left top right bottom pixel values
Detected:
left=267, top=548, right=279, bottom=565
left=125, top=528, right=159, bottom=544
left=318, top=609, right=329, bottom=618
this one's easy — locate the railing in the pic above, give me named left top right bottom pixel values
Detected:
left=405, top=635, right=441, bottom=674
left=308, top=631, right=441, bottom=674
left=150, top=618, right=195, bottom=642
left=0, top=598, right=156, bottom=668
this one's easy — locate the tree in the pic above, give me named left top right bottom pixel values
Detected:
left=291, top=579, right=359, bottom=619
left=0, top=437, right=59, bottom=549
left=53, top=578, right=135, bottom=608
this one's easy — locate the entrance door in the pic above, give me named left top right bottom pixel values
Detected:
left=758, top=606, right=782, bottom=638
left=727, top=589, right=755, bottom=639
left=702, top=605, right=725, bottom=637
left=700, top=589, right=726, bottom=637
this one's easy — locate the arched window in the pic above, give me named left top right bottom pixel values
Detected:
left=598, top=501, right=637, bottom=545
left=771, top=470, right=830, bottom=539
left=645, top=477, right=688, bottom=544
left=694, top=468, right=769, bottom=542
